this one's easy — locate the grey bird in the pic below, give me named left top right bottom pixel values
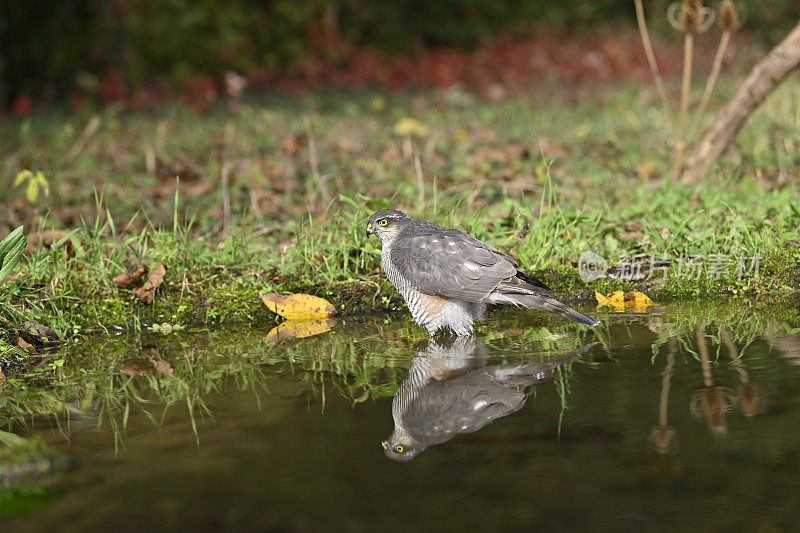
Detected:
left=366, top=208, right=600, bottom=335
left=382, top=337, right=595, bottom=461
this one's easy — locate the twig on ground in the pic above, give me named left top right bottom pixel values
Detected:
left=220, top=122, right=234, bottom=234
left=65, top=116, right=102, bottom=162
left=175, top=150, right=207, bottom=180
left=304, top=114, right=330, bottom=206
left=413, top=148, right=425, bottom=207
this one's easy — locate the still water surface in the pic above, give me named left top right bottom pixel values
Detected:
left=2, top=303, right=800, bottom=531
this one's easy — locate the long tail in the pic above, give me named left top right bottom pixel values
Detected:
left=502, top=293, right=601, bottom=327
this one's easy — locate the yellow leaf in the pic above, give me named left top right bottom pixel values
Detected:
left=261, top=292, right=336, bottom=320
left=596, top=290, right=625, bottom=310
left=393, top=117, right=429, bottom=137
left=265, top=317, right=336, bottom=342
left=594, top=291, right=611, bottom=307
left=607, top=290, right=625, bottom=306
left=596, top=290, right=655, bottom=311
left=623, top=290, right=655, bottom=311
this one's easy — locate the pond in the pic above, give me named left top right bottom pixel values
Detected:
left=2, top=302, right=800, bottom=531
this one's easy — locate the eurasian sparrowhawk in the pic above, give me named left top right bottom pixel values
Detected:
left=366, top=208, right=600, bottom=335
left=382, top=337, right=594, bottom=461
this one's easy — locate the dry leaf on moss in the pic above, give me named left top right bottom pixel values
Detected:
left=113, top=266, right=148, bottom=288
left=265, top=317, right=336, bottom=342
left=16, top=337, right=36, bottom=353
left=133, top=264, right=166, bottom=304
left=261, top=293, right=336, bottom=320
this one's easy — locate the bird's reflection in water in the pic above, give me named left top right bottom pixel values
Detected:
left=382, top=337, right=595, bottom=461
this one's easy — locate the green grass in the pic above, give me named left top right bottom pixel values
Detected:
left=1, top=78, right=799, bottom=337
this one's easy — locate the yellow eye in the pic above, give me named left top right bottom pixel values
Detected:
left=379, top=219, right=388, bottom=226
left=394, top=445, right=404, bottom=453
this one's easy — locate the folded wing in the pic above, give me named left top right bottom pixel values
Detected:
left=391, top=231, right=523, bottom=302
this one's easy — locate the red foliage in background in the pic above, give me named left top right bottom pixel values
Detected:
left=98, top=69, right=129, bottom=104
left=11, top=94, right=33, bottom=117
left=179, top=77, right=218, bottom=112
left=265, top=30, right=681, bottom=95
left=3, top=28, right=685, bottom=114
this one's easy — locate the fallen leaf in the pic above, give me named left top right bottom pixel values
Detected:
left=13, top=325, right=57, bottom=354
left=624, top=290, right=654, bottom=309
left=18, top=321, right=61, bottom=351
left=265, top=317, right=336, bottom=342
left=596, top=290, right=655, bottom=311
left=618, top=230, right=643, bottom=243
left=16, top=337, right=36, bottom=353
left=594, top=290, right=612, bottom=308
left=393, top=117, right=429, bottom=137
left=280, top=133, right=306, bottom=155
left=113, top=266, right=148, bottom=288
left=24, top=230, right=72, bottom=254
left=133, top=263, right=166, bottom=304
left=152, top=358, right=174, bottom=377
left=261, top=293, right=336, bottom=320
left=0, top=365, right=5, bottom=392
left=637, top=160, right=655, bottom=180
left=120, top=359, right=153, bottom=376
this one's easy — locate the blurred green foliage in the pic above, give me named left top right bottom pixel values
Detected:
left=0, top=0, right=798, bottom=105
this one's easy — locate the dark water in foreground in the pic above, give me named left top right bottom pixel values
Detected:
left=3, top=303, right=800, bottom=531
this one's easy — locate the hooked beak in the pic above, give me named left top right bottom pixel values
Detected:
left=366, top=222, right=375, bottom=237
left=381, top=440, right=388, bottom=450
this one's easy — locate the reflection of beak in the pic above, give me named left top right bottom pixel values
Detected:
left=366, top=222, right=374, bottom=237
left=381, top=441, right=388, bottom=450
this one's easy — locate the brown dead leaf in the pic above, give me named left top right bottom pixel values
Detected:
left=261, top=293, right=336, bottom=319
left=132, top=264, right=166, bottom=304
left=0, top=365, right=5, bottom=392
left=113, top=266, right=148, bottom=288
left=120, top=359, right=154, bottom=376
left=618, top=230, right=643, bottom=243
left=16, top=337, right=36, bottom=353
left=24, top=230, right=71, bottom=254
left=280, top=133, right=306, bottom=155
left=624, top=222, right=644, bottom=232
left=13, top=322, right=59, bottom=354
left=183, top=180, right=216, bottom=196
left=25, top=320, right=61, bottom=342
left=152, top=358, right=174, bottom=377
